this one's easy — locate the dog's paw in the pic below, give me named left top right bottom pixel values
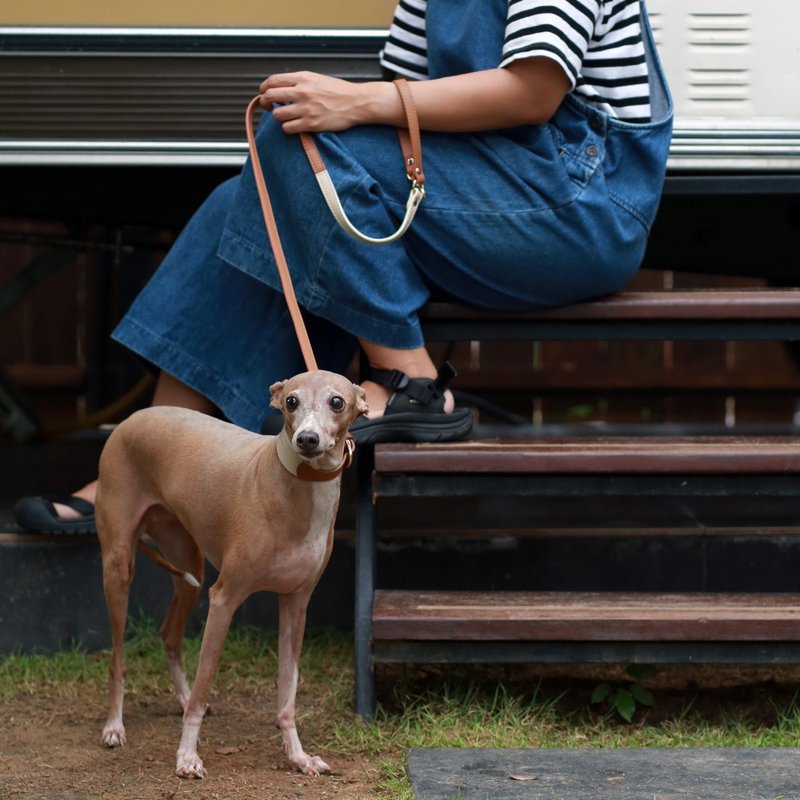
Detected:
left=175, top=751, right=207, bottom=779
left=290, top=753, right=331, bottom=776
left=101, top=724, right=127, bottom=748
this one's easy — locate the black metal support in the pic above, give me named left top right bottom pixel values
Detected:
left=354, top=445, right=377, bottom=721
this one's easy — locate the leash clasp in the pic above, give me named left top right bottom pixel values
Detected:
left=343, top=435, right=356, bottom=469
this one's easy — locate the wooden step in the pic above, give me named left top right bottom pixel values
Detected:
left=373, top=590, right=800, bottom=642
left=374, top=436, right=800, bottom=475
left=425, top=289, right=800, bottom=322
left=420, top=289, right=800, bottom=341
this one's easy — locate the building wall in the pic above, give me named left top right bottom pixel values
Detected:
left=0, top=0, right=396, bottom=28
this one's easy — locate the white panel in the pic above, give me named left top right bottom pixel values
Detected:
left=646, top=0, right=800, bottom=120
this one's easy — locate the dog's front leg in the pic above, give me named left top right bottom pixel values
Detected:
left=277, top=591, right=330, bottom=776
left=175, top=579, right=237, bottom=779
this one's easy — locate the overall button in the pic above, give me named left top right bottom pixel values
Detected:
left=586, top=145, right=599, bottom=158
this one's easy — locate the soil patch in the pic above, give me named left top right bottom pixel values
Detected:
left=0, top=689, right=376, bottom=800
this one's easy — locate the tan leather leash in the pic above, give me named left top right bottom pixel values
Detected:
left=245, top=96, right=318, bottom=371
left=244, top=78, right=425, bottom=372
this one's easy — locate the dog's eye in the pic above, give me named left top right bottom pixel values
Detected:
left=285, top=395, right=299, bottom=412
left=329, top=395, right=345, bottom=412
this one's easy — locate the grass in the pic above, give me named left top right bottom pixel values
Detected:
left=4, top=618, right=800, bottom=798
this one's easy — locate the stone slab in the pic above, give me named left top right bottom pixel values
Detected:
left=407, top=747, right=800, bottom=800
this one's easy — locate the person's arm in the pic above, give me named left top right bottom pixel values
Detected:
left=259, top=57, right=570, bottom=134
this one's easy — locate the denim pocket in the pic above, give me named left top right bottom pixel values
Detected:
left=548, top=122, right=604, bottom=193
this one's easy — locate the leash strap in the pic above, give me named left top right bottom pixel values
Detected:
left=246, top=95, right=318, bottom=371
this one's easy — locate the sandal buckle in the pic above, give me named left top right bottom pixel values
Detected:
left=381, top=369, right=410, bottom=390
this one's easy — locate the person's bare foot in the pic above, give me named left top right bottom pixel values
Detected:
left=53, top=482, right=97, bottom=520
left=360, top=380, right=454, bottom=419
left=357, top=342, right=455, bottom=418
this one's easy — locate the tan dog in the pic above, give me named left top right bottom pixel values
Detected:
left=96, top=370, right=367, bottom=778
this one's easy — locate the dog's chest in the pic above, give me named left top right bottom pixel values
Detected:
left=306, top=480, right=340, bottom=540
left=258, top=480, right=340, bottom=592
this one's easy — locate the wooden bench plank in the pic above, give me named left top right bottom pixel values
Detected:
left=420, top=290, right=800, bottom=342
left=373, top=590, right=800, bottom=642
left=374, top=436, right=800, bottom=474
left=424, top=290, right=800, bottom=322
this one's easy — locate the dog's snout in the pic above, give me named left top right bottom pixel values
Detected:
left=295, top=430, right=320, bottom=453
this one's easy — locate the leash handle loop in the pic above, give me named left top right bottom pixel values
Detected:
left=299, top=78, right=425, bottom=245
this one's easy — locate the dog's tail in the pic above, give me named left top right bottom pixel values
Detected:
left=137, top=536, right=201, bottom=588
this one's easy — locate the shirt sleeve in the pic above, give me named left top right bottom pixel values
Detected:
left=501, top=0, right=602, bottom=89
left=380, top=0, right=429, bottom=80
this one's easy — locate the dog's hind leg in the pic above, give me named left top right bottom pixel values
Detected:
left=147, top=518, right=205, bottom=711
left=99, top=532, right=136, bottom=748
left=161, top=569, right=203, bottom=709
left=276, top=589, right=330, bottom=776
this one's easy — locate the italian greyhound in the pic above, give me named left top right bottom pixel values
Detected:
left=96, top=369, right=368, bottom=778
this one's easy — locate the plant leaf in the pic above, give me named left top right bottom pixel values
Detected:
left=613, top=688, right=636, bottom=722
left=591, top=682, right=612, bottom=704
left=631, top=684, right=655, bottom=706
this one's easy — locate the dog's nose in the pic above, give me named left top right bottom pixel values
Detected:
left=295, top=430, right=320, bottom=454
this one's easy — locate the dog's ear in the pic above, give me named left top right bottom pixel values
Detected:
left=354, top=384, right=369, bottom=417
left=269, top=379, right=287, bottom=410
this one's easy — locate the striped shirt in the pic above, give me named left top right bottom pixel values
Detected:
left=380, top=0, right=652, bottom=122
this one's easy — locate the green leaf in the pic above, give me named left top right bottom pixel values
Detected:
left=631, top=684, right=655, bottom=707
left=612, top=688, right=636, bottom=722
left=591, top=682, right=612, bottom=704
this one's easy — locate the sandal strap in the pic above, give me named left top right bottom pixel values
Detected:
left=366, top=361, right=458, bottom=406
left=47, top=495, right=95, bottom=516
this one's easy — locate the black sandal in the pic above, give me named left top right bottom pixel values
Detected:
left=13, top=495, right=96, bottom=535
left=349, top=361, right=473, bottom=445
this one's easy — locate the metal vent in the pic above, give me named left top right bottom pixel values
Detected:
left=0, top=29, right=385, bottom=157
left=646, top=11, right=664, bottom=47
left=688, top=13, right=752, bottom=48
left=686, top=13, right=752, bottom=113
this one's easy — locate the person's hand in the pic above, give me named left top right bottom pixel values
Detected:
left=259, top=71, right=378, bottom=133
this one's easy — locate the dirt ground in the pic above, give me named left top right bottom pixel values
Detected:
left=5, top=661, right=800, bottom=799
left=0, top=689, right=377, bottom=800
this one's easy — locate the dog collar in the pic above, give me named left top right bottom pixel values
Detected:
left=276, top=427, right=355, bottom=482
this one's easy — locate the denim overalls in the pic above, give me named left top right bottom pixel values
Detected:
left=113, top=0, right=673, bottom=432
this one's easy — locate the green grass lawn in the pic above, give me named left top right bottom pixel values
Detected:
left=3, top=619, right=800, bottom=798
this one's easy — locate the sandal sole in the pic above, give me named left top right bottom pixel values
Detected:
left=350, top=408, right=473, bottom=446
left=13, top=496, right=97, bottom=536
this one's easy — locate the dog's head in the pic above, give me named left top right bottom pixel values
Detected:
left=269, top=370, right=368, bottom=462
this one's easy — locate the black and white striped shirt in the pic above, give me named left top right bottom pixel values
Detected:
left=380, top=0, right=652, bottom=122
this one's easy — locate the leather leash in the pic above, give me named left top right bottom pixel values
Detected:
left=244, top=78, right=424, bottom=372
